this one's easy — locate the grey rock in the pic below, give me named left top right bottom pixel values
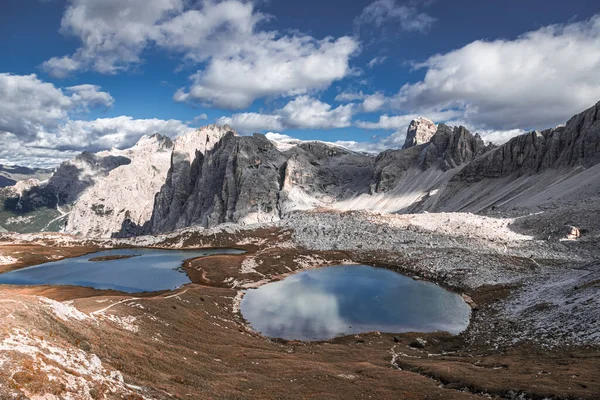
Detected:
left=409, top=338, right=427, bottom=348
left=454, top=101, right=600, bottom=182
left=422, top=124, right=493, bottom=171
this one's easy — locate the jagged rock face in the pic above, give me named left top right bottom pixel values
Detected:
left=455, top=101, right=600, bottom=182
left=177, top=133, right=287, bottom=229
left=65, top=134, right=174, bottom=237
left=402, top=117, right=437, bottom=149
left=369, top=124, right=492, bottom=193
left=144, top=123, right=498, bottom=234
left=149, top=125, right=235, bottom=234
left=369, top=145, right=425, bottom=193
left=147, top=132, right=376, bottom=235
left=422, top=125, right=492, bottom=171
left=279, top=142, right=374, bottom=212
left=5, top=152, right=131, bottom=213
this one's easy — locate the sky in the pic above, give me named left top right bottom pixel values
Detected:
left=1, top=0, right=600, bottom=167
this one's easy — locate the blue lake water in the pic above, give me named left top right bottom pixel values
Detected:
left=241, top=265, right=471, bottom=341
left=0, top=248, right=245, bottom=293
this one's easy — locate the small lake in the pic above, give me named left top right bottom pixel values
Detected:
left=241, top=265, right=471, bottom=341
left=0, top=248, right=245, bottom=293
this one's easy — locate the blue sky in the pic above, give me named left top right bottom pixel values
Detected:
left=1, top=0, right=600, bottom=166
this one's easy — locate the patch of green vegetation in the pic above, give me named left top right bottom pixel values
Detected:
left=0, top=191, right=65, bottom=233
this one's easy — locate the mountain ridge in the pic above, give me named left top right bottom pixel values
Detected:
left=1, top=101, right=599, bottom=237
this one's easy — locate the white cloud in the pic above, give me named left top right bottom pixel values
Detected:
left=218, top=113, right=284, bottom=133
left=43, top=0, right=359, bottom=109
left=367, top=55, right=387, bottom=68
left=41, top=56, right=81, bottom=79
left=186, top=113, right=208, bottom=125
left=0, top=73, right=113, bottom=140
left=280, top=96, right=354, bottom=129
left=0, top=116, right=192, bottom=168
left=361, top=93, right=386, bottom=112
left=34, top=116, right=192, bottom=151
left=217, top=96, right=355, bottom=133
left=335, top=91, right=386, bottom=112
left=265, top=130, right=404, bottom=154
left=0, top=73, right=191, bottom=167
left=335, top=91, right=368, bottom=102
left=394, top=14, right=600, bottom=130
left=42, top=0, right=183, bottom=77
left=66, top=84, right=115, bottom=111
left=175, top=35, right=358, bottom=109
left=355, top=0, right=435, bottom=34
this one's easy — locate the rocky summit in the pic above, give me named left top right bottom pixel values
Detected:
left=402, top=117, right=437, bottom=149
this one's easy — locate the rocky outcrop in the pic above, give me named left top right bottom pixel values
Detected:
left=454, top=101, right=600, bottom=182
left=147, top=132, right=374, bottom=234
left=422, top=125, right=493, bottom=171
left=368, top=124, right=493, bottom=194
left=149, top=125, right=235, bottom=234
left=429, top=101, right=600, bottom=213
left=402, top=117, right=437, bottom=149
left=4, top=152, right=131, bottom=213
left=65, top=134, right=174, bottom=237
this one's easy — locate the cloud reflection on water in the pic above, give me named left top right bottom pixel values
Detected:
left=241, top=265, right=470, bottom=341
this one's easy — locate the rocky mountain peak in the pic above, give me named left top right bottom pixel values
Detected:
left=402, top=117, right=437, bottom=149
left=172, top=124, right=236, bottom=163
left=132, top=133, right=174, bottom=151
left=422, top=124, right=492, bottom=171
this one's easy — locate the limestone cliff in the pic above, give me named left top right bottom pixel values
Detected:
left=65, top=134, right=174, bottom=237
left=402, top=117, right=437, bottom=149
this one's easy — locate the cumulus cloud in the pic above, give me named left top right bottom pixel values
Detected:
left=218, top=113, right=284, bottom=133
left=393, top=14, right=600, bottom=130
left=0, top=73, right=113, bottom=140
left=174, top=34, right=358, bottom=109
left=42, top=0, right=183, bottom=77
left=186, top=113, right=209, bottom=126
left=355, top=0, right=436, bottom=34
left=0, top=73, right=191, bottom=167
left=334, top=91, right=386, bottom=113
left=33, top=116, right=192, bottom=151
left=361, top=93, right=386, bottom=112
left=66, top=84, right=115, bottom=111
left=217, top=96, right=354, bottom=133
left=265, top=130, right=405, bottom=154
left=43, top=0, right=359, bottom=109
left=0, top=116, right=192, bottom=168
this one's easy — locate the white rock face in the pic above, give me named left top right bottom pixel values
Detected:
left=172, top=124, right=231, bottom=162
left=402, top=117, right=437, bottom=149
left=12, top=179, right=41, bottom=197
left=65, top=134, right=173, bottom=237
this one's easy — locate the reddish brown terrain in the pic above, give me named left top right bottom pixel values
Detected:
left=0, top=212, right=599, bottom=399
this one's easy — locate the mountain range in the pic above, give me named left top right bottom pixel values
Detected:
left=1, top=101, right=599, bottom=238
